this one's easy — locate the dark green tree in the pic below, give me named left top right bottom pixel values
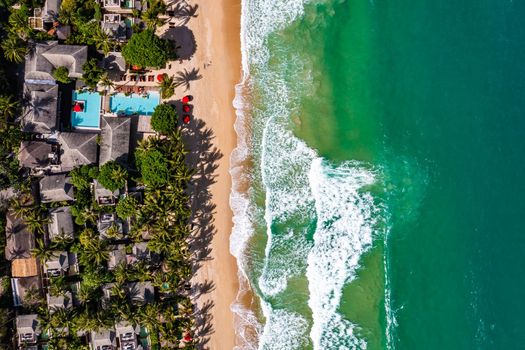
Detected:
left=135, top=149, right=169, bottom=188
left=52, top=66, right=71, bottom=84
left=122, top=29, right=172, bottom=68
left=116, top=195, right=138, bottom=219
left=151, top=104, right=177, bottom=134
left=81, top=58, right=104, bottom=89
left=97, top=161, right=127, bottom=191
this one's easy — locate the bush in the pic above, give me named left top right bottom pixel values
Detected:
left=70, top=165, right=97, bottom=190
left=82, top=58, right=104, bottom=89
left=122, top=29, right=171, bottom=68
left=97, top=161, right=127, bottom=191
left=136, top=149, right=169, bottom=187
left=151, top=104, right=177, bottom=134
left=116, top=196, right=138, bottom=219
left=52, top=66, right=71, bottom=84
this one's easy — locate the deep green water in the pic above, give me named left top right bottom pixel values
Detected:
left=238, top=0, right=525, bottom=348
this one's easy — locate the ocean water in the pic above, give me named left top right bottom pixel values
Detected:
left=231, top=0, right=525, bottom=349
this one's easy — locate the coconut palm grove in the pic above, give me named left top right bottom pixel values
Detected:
left=0, top=0, right=205, bottom=349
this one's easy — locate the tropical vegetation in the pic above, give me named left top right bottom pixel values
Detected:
left=151, top=103, right=178, bottom=134
left=122, top=29, right=173, bottom=69
left=52, top=66, right=71, bottom=84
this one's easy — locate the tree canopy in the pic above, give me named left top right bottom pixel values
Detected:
left=135, top=149, right=169, bottom=188
left=151, top=104, right=177, bottom=134
left=52, top=66, right=71, bottom=84
left=82, top=58, right=104, bottom=90
left=116, top=195, right=138, bottom=219
left=122, top=29, right=172, bottom=68
left=96, top=161, right=127, bottom=191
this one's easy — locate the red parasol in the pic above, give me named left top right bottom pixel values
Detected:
left=183, top=115, right=191, bottom=124
left=132, top=65, right=141, bottom=70
left=182, top=105, right=191, bottom=113
left=181, top=95, right=191, bottom=103
left=183, top=333, right=193, bottom=342
left=73, top=104, right=82, bottom=112
left=157, top=74, right=164, bottom=82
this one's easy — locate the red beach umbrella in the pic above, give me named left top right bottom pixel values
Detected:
left=157, top=74, right=165, bottom=82
left=181, top=95, right=192, bottom=104
left=73, top=104, right=82, bottom=112
left=182, top=105, right=191, bottom=113
left=183, top=333, right=193, bottom=342
left=183, top=115, right=191, bottom=124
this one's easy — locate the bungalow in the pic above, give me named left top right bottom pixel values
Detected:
left=94, top=181, right=119, bottom=205
left=102, top=52, right=126, bottom=82
left=11, top=277, right=41, bottom=307
left=43, top=251, right=69, bottom=277
left=115, top=321, right=138, bottom=350
left=102, top=14, right=127, bottom=41
left=16, top=314, right=41, bottom=346
left=98, top=213, right=124, bottom=239
left=91, top=329, right=117, bottom=350
left=47, top=291, right=73, bottom=311
left=48, top=206, right=75, bottom=241
left=100, top=116, right=131, bottom=167
left=40, top=174, right=75, bottom=203
left=99, top=0, right=144, bottom=12
left=125, top=282, right=154, bottom=306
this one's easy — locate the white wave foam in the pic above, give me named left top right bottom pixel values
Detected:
left=258, top=301, right=310, bottom=350
left=307, top=158, right=379, bottom=349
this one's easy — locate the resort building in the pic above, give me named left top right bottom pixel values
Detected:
left=22, top=41, right=87, bottom=135
left=107, top=245, right=127, bottom=270
left=39, top=174, right=75, bottom=203
left=46, top=291, right=73, bottom=311
left=125, top=282, right=154, bottom=306
left=47, top=206, right=75, bottom=241
left=16, top=314, right=41, bottom=347
left=11, top=276, right=41, bottom=307
left=5, top=212, right=34, bottom=261
left=56, top=132, right=98, bottom=171
left=99, top=0, right=145, bottom=13
left=115, top=321, right=140, bottom=350
left=43, top=251, right=71, bottom=277
left=95, top=181, right=119, bottom=206
left=102, top=13, right=127, bottom=41
left=98, top=212, right=124, bottom=239
left=91, top=329, right=117, bottom=350
left=28, top=0, right=60, bottom=30
left=18, top=141, right=60, bottom=174
left=100, top=116, right=131, bottom=167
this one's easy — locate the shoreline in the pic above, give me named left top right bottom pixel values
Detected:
left=166, top=0, right=244, bottom=348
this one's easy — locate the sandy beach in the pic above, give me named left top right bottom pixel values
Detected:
left=162, top=0, right=243, bottom=348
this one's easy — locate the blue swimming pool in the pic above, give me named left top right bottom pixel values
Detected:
left=71, top=91, right=102, bottom=129
left=109, top=92, right=160, bottom=116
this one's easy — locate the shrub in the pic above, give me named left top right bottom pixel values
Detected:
left=97, top=161, right=127, bottom=191
left=82, top=58, right=104, bottom=89
left=151, top=104, right=177, bottom=134
left=122, top=29, right=171, bottom=68
left=52, top=66, right=71, bottom=84
left=136, top=149, right=169, bottom=187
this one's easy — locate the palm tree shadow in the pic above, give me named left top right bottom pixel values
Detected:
left=174, top=68, right=203, bottom=91
left=161, top=26, right=197, bottom=60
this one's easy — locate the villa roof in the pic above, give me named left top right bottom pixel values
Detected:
left=44, top=251, right=69, bottom=272
left=21, top=83, right=58, bottom=134
left=108, top=245, right=126, bottom=269
left=102, top=21, right=127, bottom=40
left=47, top=291, right=72, bottom=311
left=5, top=212, right=34, bottom=261
left=48, top=206, right=74, bottom=241
left=126, top=281, right=154, bottom=305
left=103, top=52, right=126, bottom=73
left=57, top=132, right=98, bottom=171
left=11, top=258, right=38, bottom=278
left=39, top=174, right=75, bottom=203
left=18, top=141, right=55, bottom=169
left=25, top=41, right=87, bottom=80
left=16, top=314, right=40, bottom=335
left=12, top=277, right=41, bottom=307
left=100, top=116, right=131, bottom=167
left=91, top=329, right=116, bottom=348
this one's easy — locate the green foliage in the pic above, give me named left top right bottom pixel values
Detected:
left=116, top=196, right=138, bottom=219
left=141, top=0, right=166, bottom=29
left=70, top=165, right=97, bottom=191
left=0, top=126, right=21, bottom=190
left=81, top=58, right=104, bottom=89
left=96, top=161, right=127, bottom=191
left=136, top=149, right=169, bottom=188
left=122, top=29, right=171, bottom=68
left=52, top=66, right=71, bottom=84
left=0, top=94, right=19, bottom=127
left=1, top=33, right=26, bottom=63
left=151, top=104, right=177, bottom=134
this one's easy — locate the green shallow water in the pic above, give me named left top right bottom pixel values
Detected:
left=240, top=0, right=525, bottom=348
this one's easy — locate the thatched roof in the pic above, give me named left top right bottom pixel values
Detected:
left=11, top=258, right=38, bottom=277
left=5, top=212, right=34, bottom=261
left=99, top=116, right=131, bottom=167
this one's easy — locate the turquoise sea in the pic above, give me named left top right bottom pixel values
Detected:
left=231, top=0, right=525, bottom=349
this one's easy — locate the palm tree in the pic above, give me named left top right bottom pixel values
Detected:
left=1, top=35, right=26, bottom=63
left=142, top=0, right=167, bottom=29
left=94, top=28, right=114, bottom=56
left=111, top=166, right=128, bottom=189
left=98, top=73, right=115, bottom=94
left=0, top=95, right=19, bottom=127
left=79, top=245, right=109, bottom=267
left=32, top=239, right=55, bottom=262
left=159, top=74, right=176, bottom=99
left=8, top=9, right=31, bottom=39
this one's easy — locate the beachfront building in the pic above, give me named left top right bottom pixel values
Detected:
left=100, top=116, right=131, bottom=167
left=43, top=251, right=71, bottom=277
